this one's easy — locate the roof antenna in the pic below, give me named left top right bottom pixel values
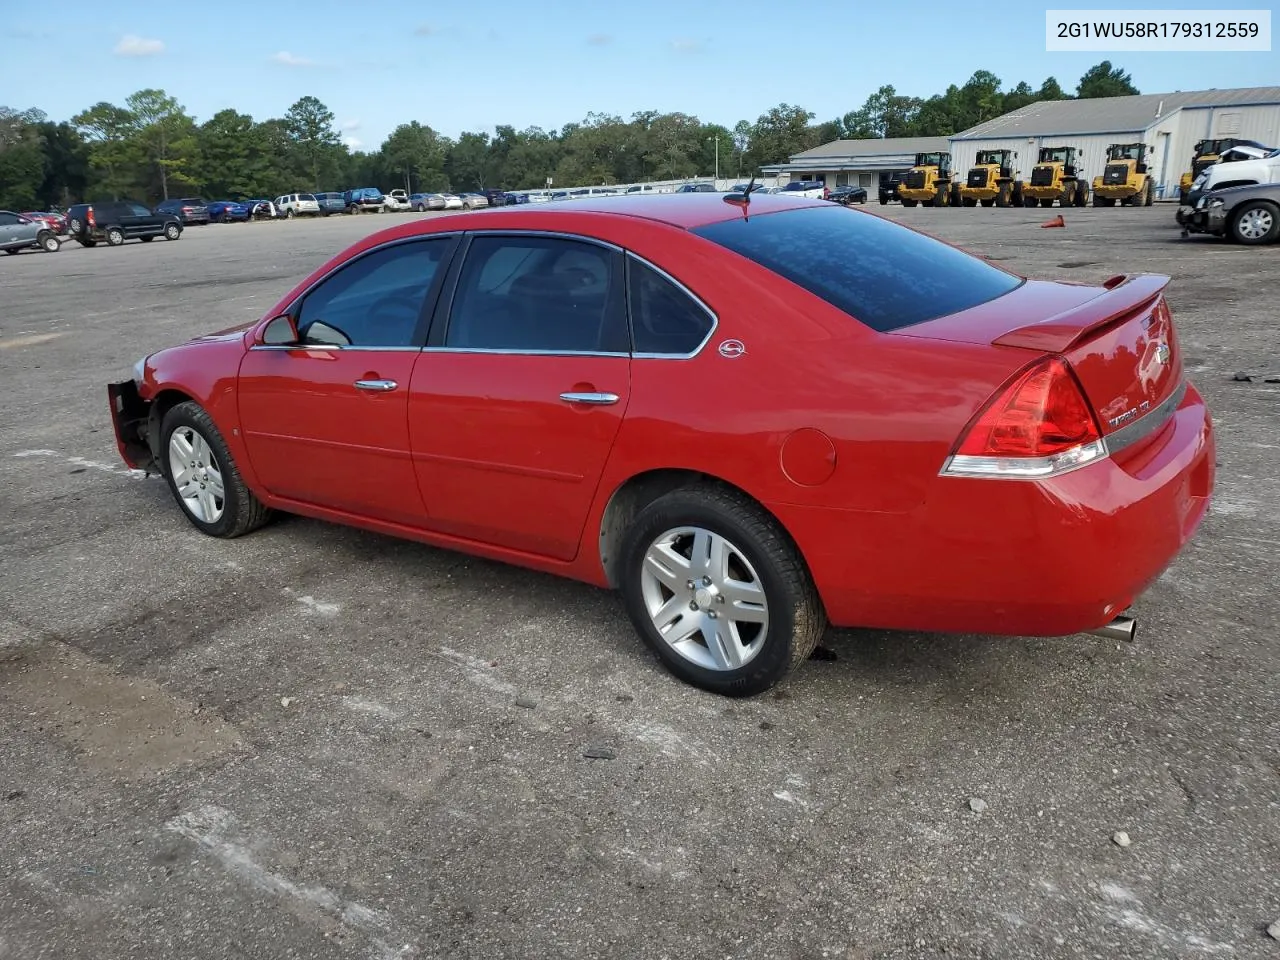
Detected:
left=723, top=175, right=757, bottom=219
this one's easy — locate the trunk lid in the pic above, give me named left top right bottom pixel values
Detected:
left=895, top=274, right=1184, bottom=437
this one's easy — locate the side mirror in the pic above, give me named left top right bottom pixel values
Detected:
left=261, top=314, right=299, bottom=345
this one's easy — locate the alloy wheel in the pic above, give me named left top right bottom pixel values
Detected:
left=167, top=426, right=226, bottom=523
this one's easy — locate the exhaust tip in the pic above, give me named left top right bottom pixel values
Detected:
left=1088, top=614, right=1137, bottom=643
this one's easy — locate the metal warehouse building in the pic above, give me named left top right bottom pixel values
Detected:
left=950, top=86, right=1280, bottom=201
left=762, top=136, right=951, bottom=194
left=769, top=86, right=1280, bottom=202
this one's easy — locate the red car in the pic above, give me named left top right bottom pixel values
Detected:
left=107, top=193, right=1214, bottom=696
left=22, top=211, right=67, bottom=234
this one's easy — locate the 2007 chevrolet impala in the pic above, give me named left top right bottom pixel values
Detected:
left=108, top=190, right=1215, bottom=696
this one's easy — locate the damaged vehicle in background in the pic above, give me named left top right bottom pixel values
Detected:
left=1177, top=181, right=1280, bottom=245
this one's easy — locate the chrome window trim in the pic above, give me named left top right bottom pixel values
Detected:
left=248, top=344, right=425, bottom=353
left=421, top=347, right=630, bottom=358
left=623, top=251, right=719, bottom=361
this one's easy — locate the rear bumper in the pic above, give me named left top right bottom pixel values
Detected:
left=773, top=383, right=1215, bottom=637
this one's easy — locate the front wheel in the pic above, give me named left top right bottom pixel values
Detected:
left=164, top=223, right=181, bottom=240
left=618, top=486, right=826, bottom=697
left=160, top=402, right=273, bottom=538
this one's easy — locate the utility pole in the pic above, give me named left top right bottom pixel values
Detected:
left=707, top=135, right=720, bottom=182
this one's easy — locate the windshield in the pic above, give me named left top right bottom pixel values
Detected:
left=1108, top=144, right=1142, bottom=161
left=299, top=194, right=316, bottom=201
left=691, top=206, right=1021, bottom=333
left=975, top=151, right=1006, bottom=165
left=1039, top=148, right=1070, bottom=164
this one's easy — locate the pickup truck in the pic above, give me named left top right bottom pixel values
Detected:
left=1187, top=146, right=1279, bottom=205
left=780, top=180, right=829, bottom=200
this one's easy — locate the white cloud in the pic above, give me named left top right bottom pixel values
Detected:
left=340, top=119, right=361, bottom=132
left=669, top=38, right=704, bottom=53
left=270, top=50, right=316, bottom=67
left=114, top=34, right=164, bottom=57
left=343, top=136, right=362, bottom=149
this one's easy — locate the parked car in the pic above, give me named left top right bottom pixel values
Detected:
left=66, top=200, right=183, bottom=246
left=437, top=194, right=465, bottom=210
left=675, top=182, right=716, bottom=193
left=1177, top=182, right=1280, bottom=244
left=383, top=190, right=412, bottom=212
left=0, top=210, right=61, bottom=255
left=479, top=189, right=509, bottom=207
left=344, top=187, right=386, bottom=213
left=781, top=180, right=828, bottom=200
left=314, top=192, right=347, bottom=216
left=207, top=200, right=251, bottom=223
left=458, top=193, right=489, bottom=210
left=830, top=185, right=869, bottom=205
left=106, top=192, right=1213, bottom=697
left=21, top=211, right=67, bottom=234
left=410, top=193, right=445, bottom=212
left=878, top=172, right=906, bottom=204
left=155, top=197, right=211, bottom=225
left=244, top=199, right=277, bottom=220
left=275, top=193, right=322, bottom=218
left=1186, top=146, right=1279, bottom=206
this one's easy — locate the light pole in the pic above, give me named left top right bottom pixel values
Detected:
left=707, top=135, right=720, bottom=182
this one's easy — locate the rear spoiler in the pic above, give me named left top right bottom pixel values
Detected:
left=992, top=274, right=1170, bottom=353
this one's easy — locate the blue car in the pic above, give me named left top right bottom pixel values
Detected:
left=313, top=192, right=347, bottom=216
left=207, top=200, right=250, bottom=223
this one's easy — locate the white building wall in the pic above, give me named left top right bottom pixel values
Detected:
left=1166, top=103, right=1280, bottom=188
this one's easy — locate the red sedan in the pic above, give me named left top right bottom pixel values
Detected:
left=107, top=192, right=1215, bottom=696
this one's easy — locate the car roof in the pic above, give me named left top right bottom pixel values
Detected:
left=468, top=191, right=830, bottom=229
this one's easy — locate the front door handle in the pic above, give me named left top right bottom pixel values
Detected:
left=355, top=379, right=398, bottom=392
left=559, top=391, right=619, bottom=405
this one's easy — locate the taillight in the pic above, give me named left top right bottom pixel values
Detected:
left=86, top=206, right=95, bottom=226
left=942, top=356, right=1108, bottom=479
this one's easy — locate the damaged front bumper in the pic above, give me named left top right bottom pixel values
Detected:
left=107, top=378, right=158, bottom=472
left=1175, top=203, right=1226, bottom=236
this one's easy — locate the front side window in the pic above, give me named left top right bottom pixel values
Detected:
left=692, top=205, right=1022, bottom=333
left=295, top=238, right=451, bottom=348
left=444, top=235, right=625, bottom=353
left=627, top=259, right=714, bottom=356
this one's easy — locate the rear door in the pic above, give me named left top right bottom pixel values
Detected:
left=408, top=231, right=631, bottom=561
left=122, top=202, right=159, bottom=237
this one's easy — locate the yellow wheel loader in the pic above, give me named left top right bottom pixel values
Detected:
left=1092, top=143, right=1155, bottom=206
left=957, top=149, right=1024, bottom=207
left=1021, top=146, right=1088, bottom=207
left=897, top=152, right=956, bottom=207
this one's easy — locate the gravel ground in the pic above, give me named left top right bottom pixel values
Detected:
left=1, top=205, right=1277, bottom=960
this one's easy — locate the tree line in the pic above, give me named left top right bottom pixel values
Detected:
left=0, top=62, right=1138, bottom=210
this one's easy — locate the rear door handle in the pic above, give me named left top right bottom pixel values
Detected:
left=355, top=379, right=398, bottom=392
left=559, top=391, right=619, bottom=405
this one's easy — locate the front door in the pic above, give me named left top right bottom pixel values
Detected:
left=409, top=233, right=631, bottom=561
left=238, top=236, right=456, bottom=526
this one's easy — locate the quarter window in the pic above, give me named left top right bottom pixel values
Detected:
left=444, top=235, right=626, bottom=353
left=295, top=239, right=450, bottom=347
left=627, top=258, right=714, bottom=356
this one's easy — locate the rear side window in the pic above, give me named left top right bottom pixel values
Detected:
left=691, top=205, right=1022, bottom=332
left=627, top=258, right=714, bottom=356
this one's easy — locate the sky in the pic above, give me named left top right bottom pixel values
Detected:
left=4, top=0, right=1276, bottom=150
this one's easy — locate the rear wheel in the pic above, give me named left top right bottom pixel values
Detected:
left=1024, top=196, right=1038, bottom=207
left=39, top=231, right=60, bottom=253
left=1040, top=198, right=1054, bottom=208
left=160, top=402, right=273, bottom=538
left=285, top=208, right=295, bottom=219
left=902, top=199, right=917, bottom=207
left=1143, top=180, right=1154, bottom=206
left=105, top=227, right=125, bottom=246
left=619, top=486, right=825, bottom=697
left=1229, top=201, right=1279, bottom=245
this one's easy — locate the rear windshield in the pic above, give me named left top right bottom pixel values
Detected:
left=691, top=205, right=1022, bottom=332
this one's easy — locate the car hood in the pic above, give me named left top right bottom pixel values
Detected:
left=191, top=320, right=257, bottom=343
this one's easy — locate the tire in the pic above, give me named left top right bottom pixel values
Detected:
left=140, top=236, right=154, bottom=242
left=3, top=248, right=17, bottom=255
left=1040, top=198, right=1054, bottom=208
left=1143, top=181, right=1154, bottom=206
left=1075, top=182, right=1088, bottom=207
left=104, top=227, right=125, bottom=246
left=1092, top=195, right=1103, bottom=207
left=39, top=231, right=60, bottom=253
left=618, top=485, right=826, bottom=697
left=1024, top=196, right=1038, bottom=207
left=164, top=223, right=181, bottom=241
left=160, top=401, right=273, bottom=538
left=69, top=218, right=82, bottom=234
left=1229, top=201, right=1280, bottom=245
left=878, top=196, right=888, bottom=205
left=285, top=208, right=295, bottom=219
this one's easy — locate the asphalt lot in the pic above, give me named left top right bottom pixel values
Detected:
left=1, top=204, right=1277, bottom=960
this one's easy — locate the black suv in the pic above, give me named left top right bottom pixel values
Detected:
left=878, top=172, right=906, bottom=205
left=66, top=200, right=184, bottom=247
left=154, top=197, right=211, bottom=225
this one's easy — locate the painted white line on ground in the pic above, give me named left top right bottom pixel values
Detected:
left=436, top=646, right=518, bottom=695
left=12, top=449, right=148, bottom=480
left=166, top=804, right=416, bottom=960
left=0, top=332, right=64, bottom=350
